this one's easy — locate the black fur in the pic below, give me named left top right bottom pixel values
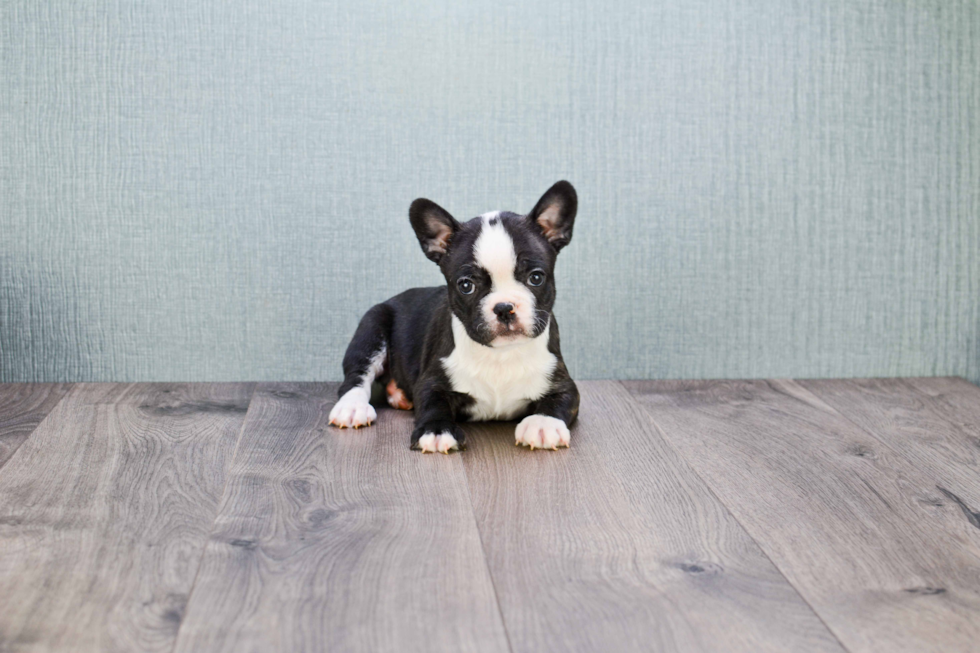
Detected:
left=337, top=181, right=580, bottom=450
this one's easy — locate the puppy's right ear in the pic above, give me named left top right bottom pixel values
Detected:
left=409, top=198, right=460, bottom=264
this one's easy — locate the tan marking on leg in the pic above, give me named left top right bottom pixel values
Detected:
left=386, top=379, right=414, bottom=410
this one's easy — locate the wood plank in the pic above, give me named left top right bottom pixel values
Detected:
left=624, top=379, right=980, bottom=653
left=798, top=377, right=980, bottom=508
left=902, top=377, right=980, bottom=450
left=0, top=383, right=72, bottom=470
left=461, top=381, right=845, bottom=653
left=173, top=383, right=510, bottom=653
left=0, top=382, right=254, bottom=653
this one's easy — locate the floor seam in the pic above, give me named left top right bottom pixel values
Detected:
left=617, top=380, right=855, bottom=653
left=169, top=381, right=259, bottom=653
left=0, top=383, right=75, bottom=476
left=457, top=440, right=516, bottom=653
left=794, top=377, right=964, bottom=457
left=789, top=378, right=980, bottom=527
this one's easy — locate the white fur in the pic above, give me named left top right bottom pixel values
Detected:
left=328, top=347, right=385, bottom=428
left=473, top=215, right=536, bottom=336
left=417, top=431, right=459, bottom=454
left=515, top=414, right=570, bottom=449
left=442, top=316, right=557, bottom=421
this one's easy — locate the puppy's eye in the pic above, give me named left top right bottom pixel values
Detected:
left=457, top=278, right=475, bottom=295
left=527, top=270, right=546, bottom=287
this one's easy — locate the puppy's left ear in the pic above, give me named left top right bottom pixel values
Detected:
left=527, top=180, right=577, bottom=252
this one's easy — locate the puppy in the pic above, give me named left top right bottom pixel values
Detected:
left=328, top=181, right=580, bottom=453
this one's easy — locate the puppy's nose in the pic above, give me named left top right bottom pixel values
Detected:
left=493, top=302, right=516, bottom=323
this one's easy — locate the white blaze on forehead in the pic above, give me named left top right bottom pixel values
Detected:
left=474, top=215, right=518, bottom=286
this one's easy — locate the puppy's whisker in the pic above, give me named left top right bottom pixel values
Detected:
left=531, top=309, right=551, bottom=336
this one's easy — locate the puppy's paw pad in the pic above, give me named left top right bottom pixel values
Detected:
left=416, top=431, right=459, bottom=454
left=515, top=414, right=570, bottom=450
left=328, top=389, right=377, bottom=429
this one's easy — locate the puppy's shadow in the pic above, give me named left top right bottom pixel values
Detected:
left=461, top=420, right=519, bottom=453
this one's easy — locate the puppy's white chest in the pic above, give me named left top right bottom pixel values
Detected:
left=442, top=317, right=557, bottom=421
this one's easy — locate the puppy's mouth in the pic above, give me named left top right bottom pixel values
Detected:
left=493, top=324, right=526, bottom=337
left=487, top=321, right=532, bottom=345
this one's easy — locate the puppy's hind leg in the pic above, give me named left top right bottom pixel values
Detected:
left=385, top=379, right=413, bottom=410
left=329, top=303, right=392, bottom=429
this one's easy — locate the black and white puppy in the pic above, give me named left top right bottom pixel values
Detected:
left=328, top=181, right=580, bottom=453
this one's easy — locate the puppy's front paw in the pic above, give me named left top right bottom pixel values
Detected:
left=415, top=431, right=460, bottom=454
left=329, top=388, right=377, bottom=429
left=515, top=414, right=570, bottom=450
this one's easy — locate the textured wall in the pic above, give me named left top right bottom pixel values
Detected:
left=1, top=0, right=978, bottom=383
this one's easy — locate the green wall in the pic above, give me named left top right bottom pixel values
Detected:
left=2, top=0, right=978, bottom=383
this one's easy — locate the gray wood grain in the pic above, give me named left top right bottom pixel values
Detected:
left=0, top=382, right=254, bottom=653
left=902, top=377, right=980, bottom=449
left=461, top=381, right=845, bottom=653
left=624, top=379, right=980, bottom=653
left=798, top=377, right=980, bottom=509
left=173, top=383, right=510, bottom=653
left=0, top=383, right=71, bottom=470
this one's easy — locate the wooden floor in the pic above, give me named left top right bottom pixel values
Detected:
left=1, top=379, right=979, bottom=653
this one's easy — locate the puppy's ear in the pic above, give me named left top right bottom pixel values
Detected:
left=410, top=198, right=460, bottom=264
left=527, top=180, right=577, bottom=252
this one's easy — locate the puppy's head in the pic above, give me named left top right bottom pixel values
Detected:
left=409, top=181, right=577, bottom=347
